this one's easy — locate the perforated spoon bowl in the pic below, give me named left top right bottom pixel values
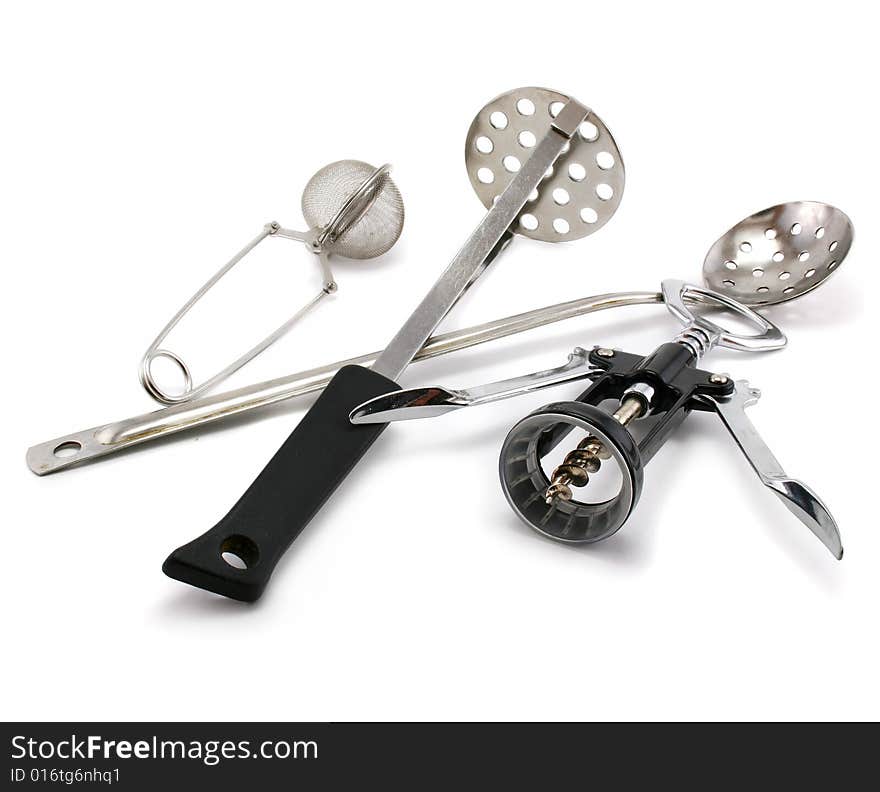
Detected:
left=703, top=201, right=853, bottom=305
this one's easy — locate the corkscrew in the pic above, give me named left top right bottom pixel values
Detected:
left=352, top=279, right=843, bottom=559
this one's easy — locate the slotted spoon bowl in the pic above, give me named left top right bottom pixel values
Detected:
left=703, top=201, right=853, bottom=306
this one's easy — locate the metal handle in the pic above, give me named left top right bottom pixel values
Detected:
left=350, top=348, right=601, bottom=423
left=662, top=279, right=786, bottom=355
left=140, top=223, right=336, bottom=404
left=697, top=381, right=843, bottom=559
left=27, top=290, right=663, bottom=475
left=351, top=281, right=786, bottom=425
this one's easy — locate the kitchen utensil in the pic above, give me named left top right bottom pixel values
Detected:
left=353, top=200, right=854, bottom=422
left=140, top=160, right=404, bottom=404
left=28, top=291, right=657, bottom=475
left=496, top=281, right=842, bottom=558
left=162, top=86, right=625, bottom=601
left=358, top=281, right=839, bottom=557
left=27, top=201, right=852, bottom=474
left=703, top=201, right=852, bottom=305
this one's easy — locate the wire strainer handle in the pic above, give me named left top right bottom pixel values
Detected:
left=139, top=223, right=335, bottom=404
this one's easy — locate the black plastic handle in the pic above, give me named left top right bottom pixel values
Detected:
left=162, top=365, right=399, bottom=601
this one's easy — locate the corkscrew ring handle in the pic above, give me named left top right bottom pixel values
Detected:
left=661, top=279, right=786, bottom=354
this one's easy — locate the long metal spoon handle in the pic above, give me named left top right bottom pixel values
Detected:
left=699, top=381, right=843, bottom=559
left=27, top=290, right=662, bottom=475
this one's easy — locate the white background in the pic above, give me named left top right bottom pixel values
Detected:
left=2, top=1, right=877, bottom=720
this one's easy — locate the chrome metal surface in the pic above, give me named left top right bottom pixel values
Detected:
left=621, top=382, right=655, bottom=415
left=350, top=348, right=600, bottom=424
left=372, top=94, right=590, bottom=380
left=703, top=201, right=853, bottom=306
left=498, top=282, right=788, bottom=545
left=465, top=87, right=624, bottom=243
left=140, top=161, right=403, bottom=404
left=351, top=280, right=786, bottom=426
left=698, top=381, right=843, bottom=559
left=28, top=199, right=852, bottom=475
left=662, top=279, right=787, bottom=357
left=27, top=291, right=663, bottom=474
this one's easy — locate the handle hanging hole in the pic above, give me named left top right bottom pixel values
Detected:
left=53, top=441, right=82, bottom=459
left=220, top=535, right=260, bottom=570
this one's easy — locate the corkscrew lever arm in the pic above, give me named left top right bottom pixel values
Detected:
left=696, top=380, right=843, bottom=559
left=350, top=348, right=601, bottom=424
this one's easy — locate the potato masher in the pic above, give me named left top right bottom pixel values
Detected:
left=161, top=86, right=625, bottom=601
left=139, top=160, right=404, bottom=404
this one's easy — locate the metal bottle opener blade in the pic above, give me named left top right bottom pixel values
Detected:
left=697, top=381, right=843, bottom=559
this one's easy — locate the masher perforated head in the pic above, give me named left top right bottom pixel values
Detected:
left=703, top=201, right=853, bottom=305
left=301, top=159, right=405, bottom=260
left=464, top=87, right=625, bottom=242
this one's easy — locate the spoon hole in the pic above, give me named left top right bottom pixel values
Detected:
left=519, top=214, right=539, bottom=231
left=475, top=136, right=493, bottom=154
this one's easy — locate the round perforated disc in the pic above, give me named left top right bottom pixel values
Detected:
left=703, top=201, right=853, bottom=306
left=465, top=87, right=624, bottom=242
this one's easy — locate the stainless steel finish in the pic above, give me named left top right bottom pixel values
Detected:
left=663, top=279, right=786, bottom=357
left=709, top=373, right=729, bottom=384
left=703, top=201, right=853, bottom=306
left=465, top=87, right=624, bottom=243
left=349, top=348, right=601, bottom=424
left=27, top=199, right=852, bottom=475
left=612, top=394, right=645, bottom=425
left=505, top=282, right=787, bottom=534
left=302, top=161, right=403, bottom=259
left=140, top=161, right=404, bottom=404
left=697, top=381, right=843, bottom=559
left=372, top=94, right=591, bottom=380
left=621, top=382, right=655, bottom=415
left=350, top=280, right=787, bottom=426
left=27, top=291, right=663, bottom=474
